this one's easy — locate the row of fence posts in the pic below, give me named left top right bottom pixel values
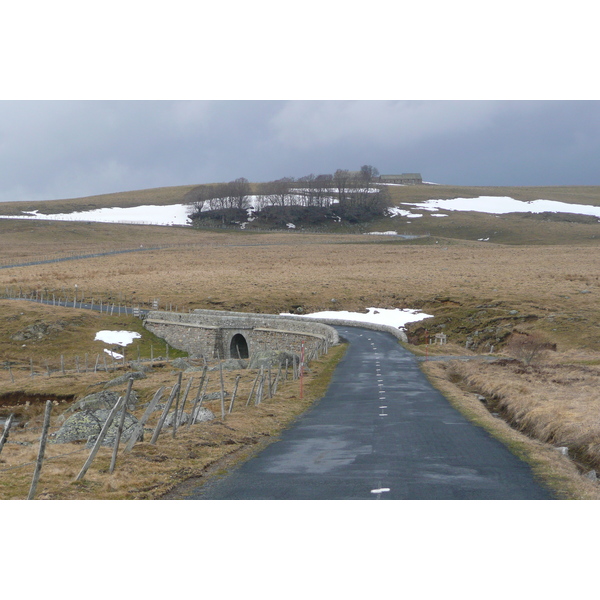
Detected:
left=4, top=343, right=176, bottom=381
left=2, top=285, right=172, bottom=314
left=5, top=331, right=329, bottom=383
left=0, top=347, right=316, bottom=498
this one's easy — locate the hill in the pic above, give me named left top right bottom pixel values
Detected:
left=1, top=182, right=599, bottom=245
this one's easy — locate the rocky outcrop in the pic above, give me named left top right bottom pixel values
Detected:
left=163, top=406, right=215, bottom=428
left=64, top=390, right=138, bottom=415
left=53, top=409, right=140, bottom=447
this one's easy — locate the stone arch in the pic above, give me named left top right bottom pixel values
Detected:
left=230, top=333, right=249, bottom=359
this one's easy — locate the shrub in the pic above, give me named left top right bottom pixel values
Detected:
left=506, top=332, right=555, bottom=366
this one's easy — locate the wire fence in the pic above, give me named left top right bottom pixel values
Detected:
left=0, top=342, right=321, bottom=498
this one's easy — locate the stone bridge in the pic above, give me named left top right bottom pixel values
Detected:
left=143, top=309, right=339, bottom=360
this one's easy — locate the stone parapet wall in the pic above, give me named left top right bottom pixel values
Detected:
left=144, top=310, right=339, bottom=359
left=281, top=316, right=408, bottom=343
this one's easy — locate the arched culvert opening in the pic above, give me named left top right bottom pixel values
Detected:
left=230, top=333, right=249, bottom=359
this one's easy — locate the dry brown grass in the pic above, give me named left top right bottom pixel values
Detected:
left=1, top=228, right=598, bottom=350
left=422, top=360, right=600, bottom=499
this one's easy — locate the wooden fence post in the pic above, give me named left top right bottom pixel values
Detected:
left=228, top=375, right=241, bottom=414
left=172, top=373, right=183, bottom=438
left=75, top=396, right=124, bottom=481
left=0, top=413, right=14, bottom=457
left=150, top=382, right=180, bottom=444
left=267, top=365, right=272, bottom=398
left=188, top=371, right=208, bottom=427
left=27, top=400, right=52, bottom=500
left=246, top=371, right=261, bottom=407
left=272, top=364, right=282, bottom=396
left=255, top=367, right=265, bottom=406
left=124, top=387, right=165, bottom=453
left=109, top=377, right=134, bottom=474
left=219, top=358, right=226, bottom=420
left=178, top=376, right=194, bottom=428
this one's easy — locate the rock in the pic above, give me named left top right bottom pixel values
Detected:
left=192, top=407, right=215, bottom=423
left=509, top=310, right=519, bottom=315
left=65, top=390, right=138, bottom=415
left=556, top=446, right=569, bottom=456
left=208, top=359, right=247, bottom=371
left=164, top=407, right=216, bottom=427
left=184, top=366, right=208, bottom=373
left=163, top=410, right=190, bottom=428
left=130, top=361, right=153, bottom=373
left=103, top=371, right=147, bottom=388
left=163, top=404, right=217, bottom=427
left=53, top=409, right=140, bottom=447
left=248, top=350, right=299, bottom=369
left=170, top=358, right=193, bottom=370
left=53, top=411, right=103, bottom=443
left=585, top=470, right=597, bottom=480
left=10, top=320, right=67, bottom=342
left=89, top=409, right=140, bottom=447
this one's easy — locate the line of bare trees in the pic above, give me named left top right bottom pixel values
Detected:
left=185, top=165, right=388, bottom=219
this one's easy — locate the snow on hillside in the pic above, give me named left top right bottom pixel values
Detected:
left=404, top=196, right=600, bottom=218
left=9, top=204, right=192, bottom=226
left=1, top=194, right=599, bottom=228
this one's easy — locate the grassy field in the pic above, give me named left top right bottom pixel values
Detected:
left=1, top=183, right=600, bottom=499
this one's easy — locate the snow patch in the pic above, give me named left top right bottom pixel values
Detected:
left=405, top=196, right=600, bottom=218
left=6, top=204, right=193, bottom=226
left=387, top=207, right=423, bottom=218
left=95, top=330, right=141, bottom=346
left=283, top=307, right=433, bottom=330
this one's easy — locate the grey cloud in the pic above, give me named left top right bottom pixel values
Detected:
left=0, top=100, right=599, bottom=202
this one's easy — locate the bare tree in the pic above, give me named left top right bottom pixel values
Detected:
left=359, top=164, right=380, bottom=186
left=506, top=332, right=554, bottom=366
left=314, top=174, right=334, bottom=207
left=228, top=177, right=252, bottom=210
left=184, top=185, right=216, bottom=216
left=333, top=169, right=351, bottom=204
left=297, top=174, right=317, bottom=206
left=259, top=177, right=296, bottom=207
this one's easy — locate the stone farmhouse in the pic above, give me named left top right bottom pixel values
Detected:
left=379, top=173, right=423, bottom=185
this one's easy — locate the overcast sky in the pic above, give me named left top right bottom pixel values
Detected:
left=1, top=100, right=600, bottom=203
left=2, top=3, right=598, bottom=203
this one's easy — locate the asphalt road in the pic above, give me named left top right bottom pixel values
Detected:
left=183, top=326, right=554, bottom=500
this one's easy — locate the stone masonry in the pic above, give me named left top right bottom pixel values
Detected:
left=143, top=309, right=339, bottom=360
